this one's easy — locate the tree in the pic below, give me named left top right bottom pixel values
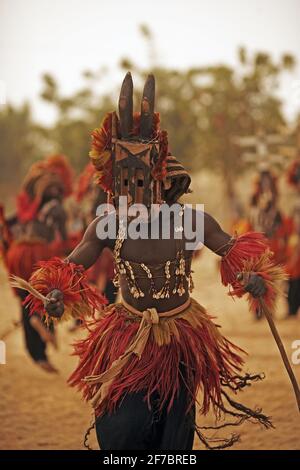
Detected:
left=119, top=40, right=296, bottom=206
left=0, top=103, right=43, bottom=187
left=1, top=26, right=296, bottom=215
left=39, top=72, right=115, bottom=171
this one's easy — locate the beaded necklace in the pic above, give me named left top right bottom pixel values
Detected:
left=113, top=210, right=194, bottom=300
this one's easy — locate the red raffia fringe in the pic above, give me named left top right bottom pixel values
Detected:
left=220, top=232, right=287, bottom=313
left=24, top=257, right=107, bottom=322
left=68, top=299, right=245, bottom=418
left=76, top=162, right=96, bottom=202
left=6, top=240, right=54, bottom=281
left=17, top=155, right=73, bottom=222
left=6, top=237, right=76, bottom=281
left=0, top=204, right=12, bottom=259
left=16, top=191, right=40, bottom=223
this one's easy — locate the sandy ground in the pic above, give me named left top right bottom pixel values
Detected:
left=0, top=251, right=300, bottom=451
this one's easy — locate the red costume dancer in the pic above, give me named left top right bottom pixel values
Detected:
left=6, top=154, right=73, bottom=372
left=68, top=164, right=117, bottom=332
left=76, top=163, right=116, bottom=303
left=247, top=168, right=291, bottom=319
left=0, top=204, right=12, bottom=266
left=17, top=74, right=285, bottom=450
left=286, top=159, right=300, bottom=317
left=231, top=202, right=251, bottom=236
left=249, top=168, right=291, bottom=265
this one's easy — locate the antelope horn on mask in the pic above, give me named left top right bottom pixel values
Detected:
left=89, top=72, right=191, bottom=206
left=140, top=74, right=155, bottom=140
left=118, top=72, right=133, bottom=139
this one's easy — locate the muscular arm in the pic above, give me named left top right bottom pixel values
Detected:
left=202, top=211, right=266, bottom=297
left=46, top=216, right=115, bottom=317
left=53, top=204, right=68, bottom=241
left=66, top=216, right=111, bottom=269
left=203, top=212, right=232, bottom=256
left=39, top=200, right=68, bottom=242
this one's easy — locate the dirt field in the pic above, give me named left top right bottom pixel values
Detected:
left=0, top=251, right=299, bottom=451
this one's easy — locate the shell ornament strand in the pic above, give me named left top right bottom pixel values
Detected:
left=113, top=209, right=194, bottom=300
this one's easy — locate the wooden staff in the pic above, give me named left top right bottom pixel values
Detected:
left=237, top=272, right=300, bottom=412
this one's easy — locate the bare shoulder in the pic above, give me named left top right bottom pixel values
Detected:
left=67, top=213, right=116, bottom=267
left=184, top=207, right=230, bottom=254
left=186, top=207, right=219, bottom=234
left=203, top=212, right=222, bottom=236
left=83, top=213, right=116, bottom=250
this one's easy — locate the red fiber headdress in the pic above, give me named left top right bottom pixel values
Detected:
left=76, top=162, right=96, bottom=202
left=89, top=111, right=168, bottom=193
left=17, top=154, right=73, bottom=223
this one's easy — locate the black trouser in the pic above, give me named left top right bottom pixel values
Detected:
left=17, top=290, right=53, bottom=362
left=96, top=387, right=195, bottom=450
left=287, top=278, right=300, bottom=316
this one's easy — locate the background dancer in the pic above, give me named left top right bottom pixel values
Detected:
left=286, top=159, right=300, bottom=317
left=5, top=154, right=73, bottom=372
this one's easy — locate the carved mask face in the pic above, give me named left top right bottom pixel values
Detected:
left=113, top=139, right=162, bottom=207
left=112, top=72, right=164, bottom=210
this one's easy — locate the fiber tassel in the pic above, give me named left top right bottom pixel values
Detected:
left=11, top=257, right=107, bottom=322
left=10, top=275, right=48, bottom=303
left=193, top=373, right=273, bottom=450
left=220, top=232, right=287, bottom=313
left=68, top=300, right=246, bottom=418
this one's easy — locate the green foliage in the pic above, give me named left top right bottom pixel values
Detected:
left=0, top=26, right=297, bottom=204
left=38, top=71, right=115, bottom=171
left=0, top=103, right=42, bottom=186
left=118, top=48, right=294, bottom=200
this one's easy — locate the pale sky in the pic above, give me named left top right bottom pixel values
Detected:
left=1, top=0, right=300, bottom=124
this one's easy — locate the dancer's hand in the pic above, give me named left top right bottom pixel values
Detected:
left=243, top=273, right=267, bottom=298
left=45, top=289, right=64, bottom=318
